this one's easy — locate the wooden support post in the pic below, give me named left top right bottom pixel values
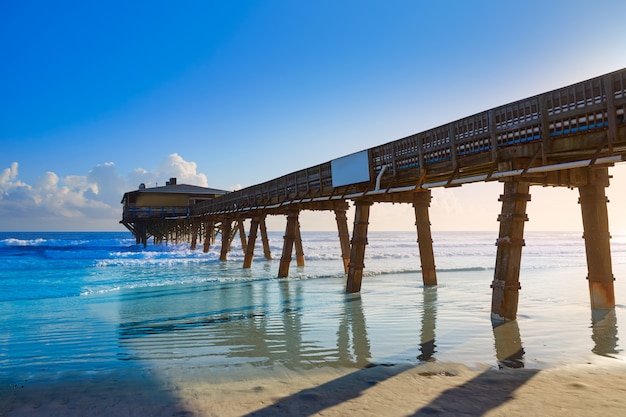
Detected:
left=136, top=222, right=147, bottom=248
left=413, top=190, right=437, bottom=286
left=491, top=180, right=531, bottom=321
left=243, top=217, right=260, bottom=268
left=260, top=216, right=272, bottom=260
left=220, top=221, right=232, bottom=261
left=190, top=221, right=199, bottom=250
left=278, top=210, right=299, bottom=278
left=346, top=201, right=372, bottom=293
left=237, top=220, right=247, bottom=253
left=141, top=228, right=148, bottom=248
left=335, top=208, right=351, bottom=274
left=203, top=220, right=214, bottom=253
left=578, top=166, right=615, bottom=310
left=294, top=218, right=305, bottom=267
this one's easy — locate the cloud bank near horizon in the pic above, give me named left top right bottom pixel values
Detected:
left=0, top=154, right=212, bottom=231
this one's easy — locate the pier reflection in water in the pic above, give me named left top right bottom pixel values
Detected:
left=492, top=320, right=525, bottom=368
left=591, top=309, right=619, bottom=357
left=116, top=277, right=375, bottom=369
left=417, top=287, right=437, bottom=362
left=115, top=271, right=622, bottom=370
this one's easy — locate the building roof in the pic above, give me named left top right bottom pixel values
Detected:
left=137, top=183, right=229, bottom=195
left=121, top=183, right=230, bottom=203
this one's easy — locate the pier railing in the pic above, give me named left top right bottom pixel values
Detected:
left=192, top=68, right=626, bottom=216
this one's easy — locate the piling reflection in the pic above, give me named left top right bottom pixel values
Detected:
left=590, top=309, right=619, bottom=357
left=116, top=279, right=373, bottom=369
left=418, top=287, right=437, bottom=362
left=492, top=320, right=525, bottom=368
left=337, top=294, right=371, bottom=366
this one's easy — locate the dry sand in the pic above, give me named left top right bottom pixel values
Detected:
left=2, top=361, right=625, bottom=417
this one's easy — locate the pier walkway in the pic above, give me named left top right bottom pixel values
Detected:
left=122, top=68, right=626, bottom=321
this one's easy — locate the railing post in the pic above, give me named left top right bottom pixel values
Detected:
left=448, top=122, right=457, bottom=168
left=488, top=109, right=498, bottom=162
left=604, top=74, right=617, bottom=153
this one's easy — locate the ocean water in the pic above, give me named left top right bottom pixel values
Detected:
left=1, top=230, right=625, bottom=383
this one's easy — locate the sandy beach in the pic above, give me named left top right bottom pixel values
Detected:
left=2, top=360, right=625, bottom=417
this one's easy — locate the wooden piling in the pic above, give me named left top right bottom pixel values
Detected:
left=491, top=180, right=530, bottom=321
left=278, top=209, right=299, bottom=278
left=335, top=208, right=351, bottom=274
left=294, top=218, right=305, bottom=267
left=243, top=217, right=260, bottom=268
left=203, top=220, right=214, bottom=253
left=578, top=166, right=615, bottom=310
left=346, top=200, right=372, bottom=293
left=190, top=221, right=199, bottom=250
left=259, top=216, right=272, bottom=260
left=413, top=190, right=437, bottom=286
left=220, top=221, right=232, bottom=261
left=237, top=220, right=247, bottom=253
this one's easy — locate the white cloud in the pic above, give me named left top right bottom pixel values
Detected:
left=125, top=153, right=209, bottom=189
left=157, top=153, right=208, bottom=187
left=0, top=154, right=211, bottom=231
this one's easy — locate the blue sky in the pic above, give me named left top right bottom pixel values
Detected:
left=2, top=0, right=626, bottom=232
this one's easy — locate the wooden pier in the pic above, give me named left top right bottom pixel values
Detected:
left=122, top=68, right=626, bottom=321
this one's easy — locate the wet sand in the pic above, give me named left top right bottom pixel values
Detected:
left=2, top=361, right=625, bottom=416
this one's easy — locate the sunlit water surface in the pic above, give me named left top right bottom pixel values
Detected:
left=1, top=231, right=625, bottom=383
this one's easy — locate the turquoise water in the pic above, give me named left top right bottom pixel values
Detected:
left=1, top=231, right=625, bottom=383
